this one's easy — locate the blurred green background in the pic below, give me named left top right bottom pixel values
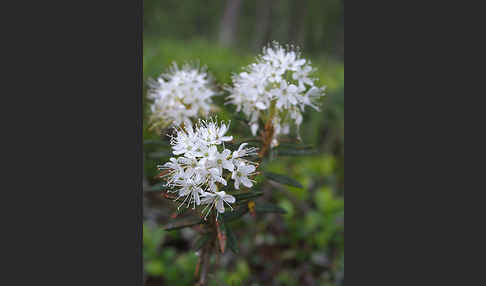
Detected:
left=143, top=1, right=344, bottom=285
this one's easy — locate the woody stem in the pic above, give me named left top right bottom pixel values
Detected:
left=258, top=113, right=275, bottom=159
left=195, top=213, right=216, bottom=286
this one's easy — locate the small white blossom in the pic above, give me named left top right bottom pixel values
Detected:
left=200, top=191, right=236, bottom=220
left=208, top=146, right=234, bottom=173
left=201, top=120, right=233, bottom=145
left=176, top=180, right=204, bottom=210
left=232, top=162, right=257, bottom=190
left=148, top=63, right=216, bottom=130
left=160, top=119, right=259, bottom=218
left=232, top=143, right=258, bottom=159
left=226, top=42, right=326, bottom=146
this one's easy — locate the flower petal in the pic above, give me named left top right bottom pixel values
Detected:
left=195, top=192, right=201, bottom=205
left=223, top=160, right=234, bottom=171
left=241, top=177, right=253, bottom=188
left=216, top=199, right=225, bottom=213
left=251, top=124, right=259, bottom=136
left=224, top=194, right=236, bottom=204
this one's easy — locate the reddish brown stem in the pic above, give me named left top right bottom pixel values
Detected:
left=194, top=214, right=217, bottom=286
left=215, top=218, right=226, bottom=254
left=194, top=240, right=213, bottom=286
left=258, top=118, right=275, bottom=158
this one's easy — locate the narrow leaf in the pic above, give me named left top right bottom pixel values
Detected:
left=222, top=205, right=249, bottom=222
left=148, top=151, right=171, bottom=159
left=265, top=172, right=303, bottom=189
left=164, top=216, right=202, bottom=231
left=234, top=114, right=250, bottom=124
left=144, top=139, right=170, bottom=147
left=193, top=234, right=210, bottom=251
left=143, top=182, right=169, bottom=192
left=254, top=203, right=287, bottom=214
left=276, top=143, right=314, bottom=149
left=225, top=223, right=239, bottom=254
left=275, top=148, right=318, bottom=156
left=233, top=191, right=264, bottom=202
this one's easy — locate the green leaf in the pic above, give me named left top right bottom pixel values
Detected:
left=233, top=191, right=264, bottom=202
left=264, top=172, right=303, bottom=189
left=275, top=148, right=318, bottom=157
left=164, top=216, right=202, bottom=231
left=276, top=143, right=314, bottom=149
left=222, top=205, right=249, bottom=223
left=254, top=203, right=287, bottom=214
left=234, top=114, right=250, bottom=124
left=148, top=151, right=171, bottom=159
left=225, top=223, right=239, bottom=254
left=143, top=182, right=169, bottom=192
left=193, top=234, right=211, bottom=251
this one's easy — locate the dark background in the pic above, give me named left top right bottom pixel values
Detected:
left=2, top=1, right=143, bottom=285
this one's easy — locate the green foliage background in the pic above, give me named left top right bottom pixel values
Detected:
left=143, top=1, right=343, bottom=285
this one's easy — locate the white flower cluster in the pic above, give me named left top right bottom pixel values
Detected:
left=148, top=63, right=216, bottom=130
left=159, top=119, right=258, bottom=219
left=226, top=42, right=326, bottom=146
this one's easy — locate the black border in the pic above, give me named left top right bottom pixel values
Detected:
left=4, top=1, right=145, bottom=284
left=136, top=0, right=144, bottom=284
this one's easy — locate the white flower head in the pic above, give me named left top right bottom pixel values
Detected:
left=226, top=42, right=326, bottom=146
left=161, top=118, right=258, bottom=218
left=148, top=62, right=217, bottom=130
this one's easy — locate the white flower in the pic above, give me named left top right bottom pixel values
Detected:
left=158, top=157, right=184, bottom=184
left=226, top=42, right=326, bottom=146
left=208, top=167, right=227, bottom=187
left=171, top=123, right=199, bottom=157
left=200, top=120, right=233, bottom=145
left=161, top=118, right=258, bottom=217
left=208, top=146, right=234, bottom=173
left=176, top=180, right=204, bottom=210
left=148, top=63, right=216, bottom=129
left=232, top=163, right=256, bottom=190
left=200, top=191, right=236, bottom=220
left=273, top=81, right=299, bottom=110
left=292, top=64, right=314, bottom=88
left=232, top=143, right=258, bottom=159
